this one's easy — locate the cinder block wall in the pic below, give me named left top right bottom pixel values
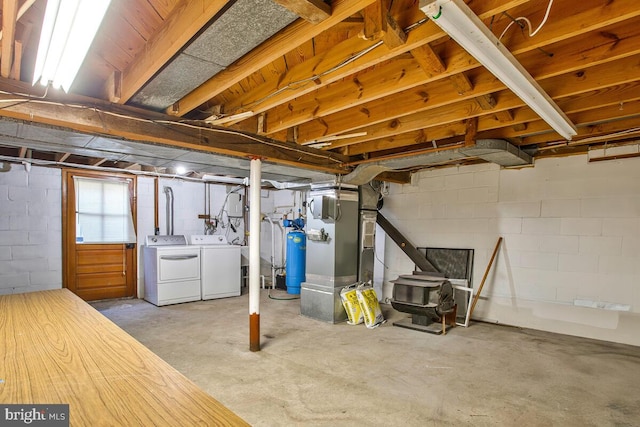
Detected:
left=381, top=154, right=640, bottom=346
left=0, top=164, right=62, bottom=294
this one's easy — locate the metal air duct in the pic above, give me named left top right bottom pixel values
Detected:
left=342, top=139, right=532, bottom=185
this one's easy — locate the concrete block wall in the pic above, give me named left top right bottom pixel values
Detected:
left=381, top=154, right=640, bottom=346
left=0, top=164, right=62, bottom=294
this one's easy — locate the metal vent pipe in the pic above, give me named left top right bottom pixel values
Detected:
left=164, top=186, right=174, bottom=235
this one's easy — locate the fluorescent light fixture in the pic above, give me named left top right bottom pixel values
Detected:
left=419, top=0, right=577, bottom=140
left=32, top=0, right=111, bottom=92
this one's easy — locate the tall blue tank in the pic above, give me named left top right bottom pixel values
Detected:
left=285, top=230, right=306, bottom=295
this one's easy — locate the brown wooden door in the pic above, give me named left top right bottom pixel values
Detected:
left=63, top=170, right=137, bottom=301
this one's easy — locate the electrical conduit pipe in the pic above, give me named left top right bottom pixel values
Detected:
left=262, top=215, right=277, bottom=289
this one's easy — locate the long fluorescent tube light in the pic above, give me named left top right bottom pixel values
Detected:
left=33, top=0, right=111, bottom=92
left=419, top=0, right=577, bottom=140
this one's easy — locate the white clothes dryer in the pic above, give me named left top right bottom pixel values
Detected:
left=189, top=235, right=241, bottom=300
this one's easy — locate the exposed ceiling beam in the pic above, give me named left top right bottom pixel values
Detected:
left=9, top=39, right=21, bottom=80
left=0, top=78, right=349, bottom=174
left=411, top=43, right=445, bottom=77
left=0, top=0, right=35, bottom=43
left=267, top=4, right=640, bottom=140
left=90, top=158, right=108, bottom=167
left=200, top=0, right=528, bottom=123
left=115, top=0, right=231, bottom=104
left=271, top=0, right=331, bottom=24
left=1, top=0, right=18, bottom=78
left=56, top=153, right=72, bottom=162
left=292, top=18, right=640, bottom=145
left=523, top=116, right=640, bottom=147
left=342, top=77, right=640, bottom=156
left=332, top=78, right=639, bottom=152
left=503, top=99, right=640, bottom=140
left=168, top=0, right=378, bottom=116
left=464, top=117, right=478, bottom=147
left=361, top=0, right=406, bottom=48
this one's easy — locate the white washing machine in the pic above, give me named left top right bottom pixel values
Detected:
left=189, top=235, right=241, bottom=300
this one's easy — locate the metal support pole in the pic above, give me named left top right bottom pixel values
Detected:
left=249, top=157, right=261, bottom=352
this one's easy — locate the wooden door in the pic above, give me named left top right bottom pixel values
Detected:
left=62, top=170, right=137, bottom=301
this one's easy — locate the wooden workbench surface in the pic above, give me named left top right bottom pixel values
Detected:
left=0, top=289, right=249, bottom=426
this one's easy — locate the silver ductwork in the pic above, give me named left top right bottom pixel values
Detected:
left=164, top=186, right=174, bottom=235
left=342, top=139, right=532, bottom=185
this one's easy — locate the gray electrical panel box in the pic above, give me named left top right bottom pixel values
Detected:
left=227, top=193, right=243, bottom=218
left=311, top=195, right=337, bottom=221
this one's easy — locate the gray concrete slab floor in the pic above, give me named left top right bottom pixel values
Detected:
left=91, top=290, right=640, bottom=427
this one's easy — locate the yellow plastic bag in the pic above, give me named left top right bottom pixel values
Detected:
left=340, top=284, right=363, bottom=325
left=356, top=282, right=385, bottom=329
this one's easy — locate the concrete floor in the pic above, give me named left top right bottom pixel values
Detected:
left=92, top=290, right=640, bottom=426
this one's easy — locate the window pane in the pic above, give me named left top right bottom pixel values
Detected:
left=74, top=177, right=136, bottom=243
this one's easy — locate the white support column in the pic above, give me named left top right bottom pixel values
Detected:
left=249, top=157, right=261, bottom=352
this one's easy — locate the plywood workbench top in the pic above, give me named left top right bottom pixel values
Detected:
left=0, top=289, right=249, bottom=426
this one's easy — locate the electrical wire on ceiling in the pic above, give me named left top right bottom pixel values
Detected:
left=226, top=17, right=430, bottom=116
left=499, top=0, right=554, bottom=41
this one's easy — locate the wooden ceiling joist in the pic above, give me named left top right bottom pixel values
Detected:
left=360, top=0, right=406, bottom=48
left=464, top=117, right=478, bottom=147
left=337, top=67, right=640, bottom=156
left=116, top=0, right=231, bottom=104
left=292, top=21, right=640, bottom=147
left=169, top=0, right=377, bottom=117
left=410, top=43, right=446, bottom=77
left=0, top=0, right=35, bottom=43
left=208, top=1, right=528, bottom=126
left=9, top=39, right=21, bottom=80
left=1, top=0, right=18, bottom=78
left=90, top=158, right=108, bottom=167
left=267, top=4, right=640, bottom=142
left=175, top=0, right=529, bottom=119
left=56, top=153, right=72, bottom=162
left=271, top=0, right=331, bottom=24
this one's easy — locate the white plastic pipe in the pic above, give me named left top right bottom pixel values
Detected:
left=249, top=158, right=261, bottom=351
left=262, top=215, right=276, bottom=289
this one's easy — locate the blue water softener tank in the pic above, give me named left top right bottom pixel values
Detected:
left=283, top=216, right=306, bottom=295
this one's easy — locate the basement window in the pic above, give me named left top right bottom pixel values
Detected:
left=74, top=176, right=136, bottom=243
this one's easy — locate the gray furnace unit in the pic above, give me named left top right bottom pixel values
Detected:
left=300, top=184, right=359, bottom=323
